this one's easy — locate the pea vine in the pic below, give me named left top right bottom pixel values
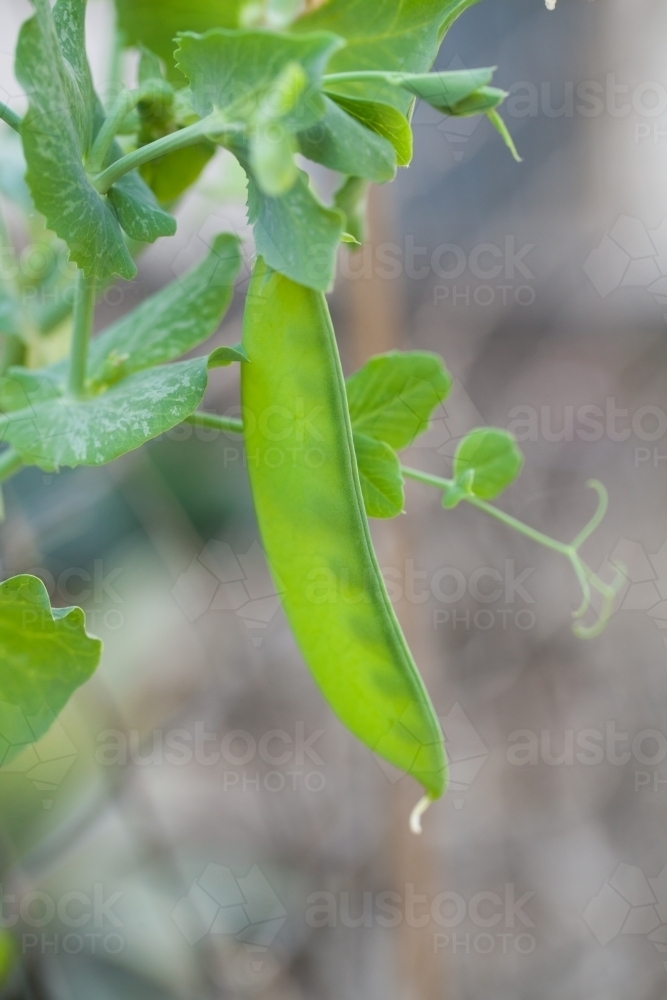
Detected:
left=0, top=0, right=609, bottom=849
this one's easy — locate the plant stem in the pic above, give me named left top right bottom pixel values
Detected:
left=86, top=87, right=140, bottom=176
left=0, top=449, right=23, bottom=484
left=402, top=465, right=570, bottom=555
left=185, top=411, right=244, bottom=434
left=401, top=464, right=623, bottom=637
left=68, top=270, right=97, bottom=400
left=0, top=102, right=21, bottom=133
left=323, top=71, right=407, bottom=86
left=92, top=116, right=244, bottom=194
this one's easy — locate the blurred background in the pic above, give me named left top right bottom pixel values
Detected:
left=2, top=0, right=667, bottom=997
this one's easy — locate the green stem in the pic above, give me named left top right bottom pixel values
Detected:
left=0, top=102, right=21, bottom=133
left=570, top=480, right=608, bottom=550
left=0, top=449, right=23, bottom=485
left=464, top=493, right=572, bottom=556
left=87, top=88, right=140, bottom=176
left=68, top=271, right=97, bottom=400
left=185, top=411, right=244, bottom=434
left=323, top=71, right=407, bottom=86
left=92, top=116, right=244, bottom=194
left=401, top=465, right=622, bottom=638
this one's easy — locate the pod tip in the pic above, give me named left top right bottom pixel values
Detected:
left=409, top=794, right=432, bottom=835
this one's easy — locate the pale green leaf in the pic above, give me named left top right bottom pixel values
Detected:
left=250, top=123, right=299, bottom=197
left=107, top=168, right=177, bottom=242
left=0, top=355, right=217, bottom=469
left=453, top=427, right=524, bottom=500
left=115, top=0, right=248, bottom=79
left=353, top=431, right=404, bottom=518
left=242, top=155, right=344, bottom=291
left=294, top=0, right=482, bottom=111
left=0, top=574, right=101, bottom=767
left=396, top=67, right=494, bottom=112
left=15, top=0, right=136, bottom=280
left=175, top=28, right=342, bottom=132
left=346, top=350, right=452, bottom=450
left=86, top=233, right=242, bottom=383
left=443, top=85, right=507, bottom=117
left=487, top=109, right=521, bottom=162
left=140, top=142, right=216, bottom=203
left=138, top=45, right=165, bottom=85
left=325, top=93, right=413, bottom=165
left=298, top=95, right=396, bottom=183
left=0, top=234, right=241, bottom=408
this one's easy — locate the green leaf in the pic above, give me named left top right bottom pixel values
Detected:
left=208, top=344, right=249, bottom=367
left=0, top=370, right=60, bottom=416
left=396, top=67, right=494, bottom=112
left=241, top=153, right=344, bottom=291
left=298, top=95, right=396, bottom=183
left=138, top=45, right=165, bottom=85
left=294, top=0, right=482, bottom=111
left=353, top=431, right=404, bottom=518
left=115, top=0, right=248, bottom=80
left=175, top=28, right=342, bottom=132
left=140, top=142, right=216, bottom=203
left=453, top=427, right=524, bottom=500
left=15, top=0, right=136, bottom=280
left=346, top=350, right=452, bottom=451
left=487, top=109, right=521, bottom=162
left=86, top=233, right=242, bottom=383
left=444, top=86, right=507, bottom=117
left=0, top=233, right=241, bottom=408
left=0, top=574, right=101, bottom=767
left=107, top=168, right=177, bottom=242
left=0, top=356, right=217, bottom=470
left=250, top=122, right=299, bottom=197
left=325, top=94, right=413, bottom=165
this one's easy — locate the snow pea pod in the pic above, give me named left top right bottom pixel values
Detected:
left=241, top=258, right=446, bottom=799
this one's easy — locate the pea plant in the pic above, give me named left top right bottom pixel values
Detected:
left=0, top=0, right=618, bottom=835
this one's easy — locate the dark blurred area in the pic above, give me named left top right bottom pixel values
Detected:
left=2, top=0, right=667, bottom=997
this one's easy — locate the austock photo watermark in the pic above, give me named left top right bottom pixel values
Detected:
left=584, top=214, right=667, bottom=319
left=170, top=861, right=539, bottom=962
left=0, top=883, right=125, bottom=958
left=425, top=60, right=667, bottom=157
left=171, top=535, right=539, bottom=637
left=0, top=559, right=125, bottom=633
left=338, top=233, right=537, bottom=309
left=584, top=862, right=667, bottom=969
left=0, top=706, right=78, bottom=809
left=95, top=721, right=327, bottom=794
left=172, top=863, right=286, bottom=988
left=306, top=882, right=537, bottom=956
left=507, top=723, right=667, bottom=793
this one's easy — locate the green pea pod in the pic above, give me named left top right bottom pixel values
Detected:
left=241, top=258, right=446, bottom=799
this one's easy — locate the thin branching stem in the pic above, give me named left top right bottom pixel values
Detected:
left=401, top=465, right=623, bottom=637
